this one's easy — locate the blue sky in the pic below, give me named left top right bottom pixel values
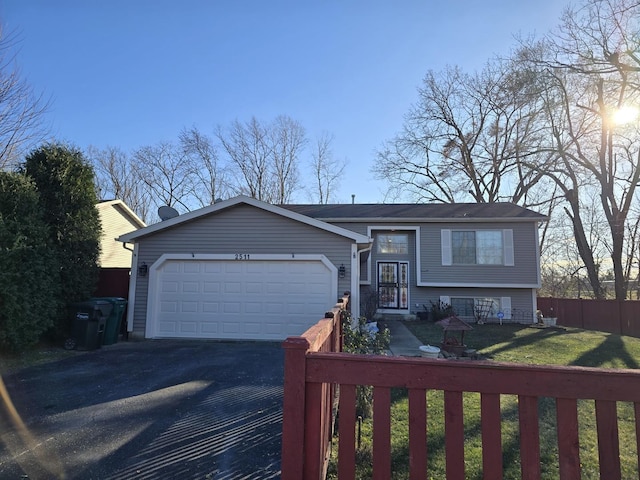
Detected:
left=0, top=1, right=567, bottom=204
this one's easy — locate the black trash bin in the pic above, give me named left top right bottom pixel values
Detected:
left=92, top=297, right=127, bottom=345
left=65, top=300, right=113, bottom=350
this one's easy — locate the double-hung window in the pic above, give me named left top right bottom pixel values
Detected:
left=441, top=229, right=514, bottom=266
left=453, top=230, right=502, bottom=264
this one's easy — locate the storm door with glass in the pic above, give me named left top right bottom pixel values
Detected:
left=377, top=261, right=409, bottom=309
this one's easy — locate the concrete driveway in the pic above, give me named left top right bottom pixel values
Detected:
left=0, top=340, right=284, bottom=479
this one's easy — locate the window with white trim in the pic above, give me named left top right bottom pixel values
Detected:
left=441, top=229, right=514, bottom=266
left=376, top=233, right=409, bottom=254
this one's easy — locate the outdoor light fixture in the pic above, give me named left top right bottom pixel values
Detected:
left=138, top=262, right=148, bottom=277
left=338, top=264, right=346, bottom=278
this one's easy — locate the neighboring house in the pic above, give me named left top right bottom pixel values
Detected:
left=95, top=200, right=146, bottom=299
left=97, top=200, right=146, bottom=268
left=118, top=196, right=546, bottom=340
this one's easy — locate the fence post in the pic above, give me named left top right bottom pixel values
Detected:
left=281, top=336, right=310, bottom=480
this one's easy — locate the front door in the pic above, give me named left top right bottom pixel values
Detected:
left=377, top=261, right=409, bottom=310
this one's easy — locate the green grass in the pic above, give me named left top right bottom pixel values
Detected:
left=327, top=322, right=640, bottom=479
left=407, top=321, right=640, bottom=369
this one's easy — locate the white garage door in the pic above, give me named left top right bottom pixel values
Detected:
left=149, top=258, right=336, bottom=340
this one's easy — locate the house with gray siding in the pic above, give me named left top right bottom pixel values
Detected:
left=284, top=202, right=546, bottom=325
left=118, top=196, right=546, bottom=340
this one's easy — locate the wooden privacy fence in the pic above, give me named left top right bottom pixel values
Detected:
left=95, top=267, right=130, bottom=298
left=537, top=297, right=640, bottom=337
left=282, top=301, right=640, bottom=479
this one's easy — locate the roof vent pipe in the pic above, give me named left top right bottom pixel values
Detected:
left=351, top=194, right=355, bottom=204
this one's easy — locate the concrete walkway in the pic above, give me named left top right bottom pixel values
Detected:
left=383, top=319, right=430, bottom=357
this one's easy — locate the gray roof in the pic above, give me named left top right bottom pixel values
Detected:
left=280, top=202, right=547, bottom=222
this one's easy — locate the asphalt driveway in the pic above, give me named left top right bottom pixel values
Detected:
left=0, top=340, right=284, bottom=479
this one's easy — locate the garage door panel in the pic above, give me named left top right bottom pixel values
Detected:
left=245, top=282, right=263, bottom=294
left=265, top=302, right=284, bottom=314
left=245, top=302, right=262, bottom=314
left=224, top=263, right=243, bottom=274
left=266, top=282, right=285, bottom=294
left=182, top=281, right=199, bottom=293
left=181, top=301, right=198, bottom=313
left=203, top=262, right=223, bottom=273
left=202, top=302, right=219, bottom=313
left=286, top=302, right=306, bottom=314
left=201, top=322, right=218, bottom=334
left=265, top=322, right=283, bottom=334
left=179, top=322, right=197, bottom=334
left=163, top=262, right=181, bottom=274
left=244, top=322, right=261, bottom=334
left=162, top=281, right=179, bottom=293
left=203, top=281, right=220, bottom=293
left=247, top=262, right=267, bottom=273
left=266, top=263, right=286, bottom=274
left=223, top=302, right=241, bottom=313
left=183, top=262, right=201, bottom=274
left=224, top=282, right=242, bottom=294
left=152, top=259, right=334, bottom=340
left=158, top=321, right=177, bottom=333
left=223, top=322, right=240, bottom=333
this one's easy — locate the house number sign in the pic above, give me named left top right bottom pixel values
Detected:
left=234, top=254, right=251, bottom=260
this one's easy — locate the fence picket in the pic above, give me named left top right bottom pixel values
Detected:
left=444, top=390, right=465, bottom=479
left=373, top=386, right=392, bottom=479
left=518, top=395, right=541, bottom=480
left=408, top=388, right=427, bottom=479
left=481, top=392, right=503, bottom=479
left=556, top=397, right=581, bottom=479
left=596, top=399, right=622, bottom=479
left=338, top=384, right=357, bottom=480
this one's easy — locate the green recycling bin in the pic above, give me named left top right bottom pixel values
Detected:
left=92, top=297, right=128, bottom=345
left=65, top=300, right=113, bottom=350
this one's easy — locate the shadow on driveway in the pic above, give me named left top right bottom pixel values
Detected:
left=0, top=340, right=284, bottom=479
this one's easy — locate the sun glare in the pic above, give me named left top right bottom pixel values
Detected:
left=611, top=105, right=639, bottom=125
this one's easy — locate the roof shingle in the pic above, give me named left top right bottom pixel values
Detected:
left=280, top=203, right=546, bottom=221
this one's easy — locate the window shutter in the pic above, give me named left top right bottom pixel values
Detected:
left=503, top=229, right=514, bottom=266
left=441, top=229, right=452, bottom=265
left=501, top=297, right=512, bottom=319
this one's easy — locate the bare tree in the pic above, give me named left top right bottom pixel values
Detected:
left=0, top=29, right=50, bottom=169
left=520, top=0, right=640, bottom=299
left=179, top=126, right=230, bottom=207
left=88, top=145, right=151, bottom=222
left=215, top=116, right=306, bottom=203
left=216, top=117, right=271, bottom=201
left=134, top=141, right=195, bottom=214
left=373, top=59, right=551, bottom=207
left=270, top=115, right=306, bottom=203
left=309, top=132, right=345, bottom=204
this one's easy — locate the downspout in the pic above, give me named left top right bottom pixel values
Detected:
left=122, top=242, right=139, bottom=334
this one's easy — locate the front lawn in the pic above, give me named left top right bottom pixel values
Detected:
left=327, top=322, right=640, bottom=479
left=407, top=321, right=640, bottom=369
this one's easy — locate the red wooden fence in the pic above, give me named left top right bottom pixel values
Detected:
left=537, top=297, right=640, bottom=337
left=95, top=268, right=130, bottom=298
left=282, top=298, right=640, bottom=479
left=281, top=294, right=346, bottom=479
